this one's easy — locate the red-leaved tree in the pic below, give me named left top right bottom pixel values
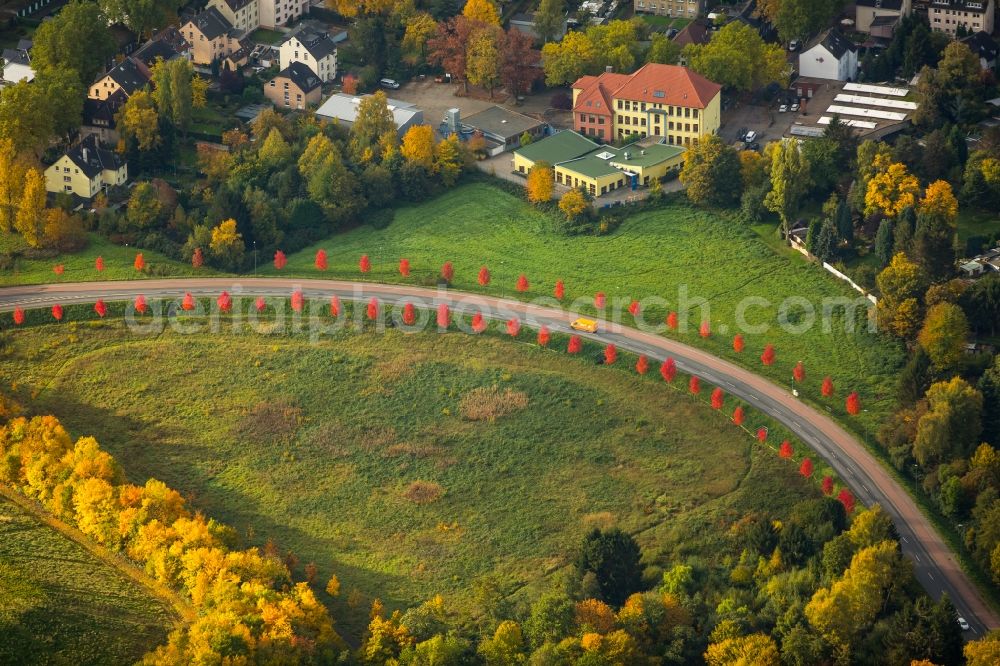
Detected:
left=594, top=292, right=605, bottom=309
left=757, top=427, right=768, bottom=442
left=821, top=376, right=834, bottom=397
left=507, top=318, right=521, bottom=337
left=792, top=361, right=805, bottom=383
left=52, top=304, right=63, bottom=321
left=554, top=280, right=564, bottom=300
left=689, top=375, right=701, bottom=394
left=604, top=343, right=616, bottom=365
left=53, top=264, right=64, bottom=276
left=837, top=488, right=855, bottom=513
left=537, top=325, right=550, bottom=346
left=628, top=300, right=640, bottom=317
left=134, top=295, right=147, bottom=314
left=761, top=344, right=776, bottom=366
left=359, top=255, right=371, bottom=273
left=516, top=274, right=529, bottom=292
left=182, top=293, right=195, bottom=311
left=711, top=387, right=724, bottom=409
left=94, top=299, right=107, bottom=318
left=821, top=476, right=834, bottom=495
left=846, top=392, right=861, bottom=415
left=733, top=334, right=744, bottom=352
left=217, top=291, right=232, bottom=312
left=478, top=266, right=490, bottom=286
left=291, top=290, right=304, bottom=312
left=666, top=311, right=678, bottom=330
left=441, top=261, right=454, bottom=282
left=568, top=335, right=581, bottom=354
left=13, top=307, right=24, bottom=325
left=733, top=406, right=745, bottom=425
left=399, top=258, right=410, bottom=277
left=367, top=298, right=379, bottom=321
left=192, top=248, right=204, bottom=268
left=699, top=320, right=710, bottom=338
left=403, top=302, right=416, bottom=325
left=438, top=303, right=450, bottom=328
left=134, top=253, right=145, bottom=271
left=255, top=297, right=266, bottom=313
left=471, top=311, right=486, bottom=333
left=799, top=457, right=813, bottom=478
left=274, top=250, right=287, bottom=270
left=95, top=256, right=104, bottom=272
left=636, top=355, right=649, bottom=374
left=330, top=295, right=341, bottom=316
left=660, top=357, right=676, bottom=382
left=315, top=249, right=328, bottom=271
left=779, top=440, right=793, bottom=459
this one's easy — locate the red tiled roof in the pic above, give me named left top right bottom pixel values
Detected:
left=572, top=72, right=629, bottom=115
left=572, top=64, right=720, bottom=111
left=611, top=63, right=721, bottom=109
left=673, top=20, right=711, bottom=48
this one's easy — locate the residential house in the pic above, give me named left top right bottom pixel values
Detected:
left=962, top=31, right=999, bottom=70
left=206, top=0, right=307, bottom=30
left=315, top=93, right=424, bottom=136
left=509, top=11, right=567, bottom=41
left=207, top=0, right=259, bottom=33
left=279, top=29, right=338, bottom=83
left=265, top=61, right=322, bottom=109
left=855, top=0, right=912, bottom=35
left=132, top=27, right=190, bottom=70
left=181, top=7, right=250, bottom=67
left=571, top=62, right=722, bottom=145
left=798, top=29, right=858, bottom=81
left=1, top=40, right=33, bottom=83
left=88, top=57, right=149, bottom=102
left=44, top=135, right=128, bottom=200
left=634, top=0, right=705, bottom=19
left=512, top=129, right=687, bottom=197
left=928, top=0, right=994, bottom=36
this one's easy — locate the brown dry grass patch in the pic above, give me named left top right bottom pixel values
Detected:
left=582, top=511, right=616, bottom=531
left=402, top=480, right=445, bottom=504
left=459, top=386, right=528, bottom=421
left=235, top=399, right=302, bottom=444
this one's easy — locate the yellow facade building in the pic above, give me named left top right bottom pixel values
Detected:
left=45, top=135, right=128, bottom=200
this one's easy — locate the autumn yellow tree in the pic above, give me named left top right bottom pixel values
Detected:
left=401, top=124, right=435, bottom=168
left=402, top=12, right=438, bottom=65
left=918, top=302, right=970, bottom=371
left=462, top=0, right=500, bottom=25
left=526, top=162, right=554, bottom=203
left=739, top=149, right=766, bottom=190
left=965, top=631, right=1000, bottom=666
left=466, top=27, right=502, bottom=98
left=865, top=155, right=920, bottom=218
left=704, top=633, right=780, bottom=666
left=0, top=137, right=24, bottom=233
left=876, top=252, right=927, bottom=338
left=118, top=90, right=161, bottom=151
left=919, top=179, right=959, bottom=222
left=433, top=133, right=465, bottom=186
left=559, top=188, right=589, bottom=220
left=209, top=218, right=245, bottom=270
left=14, top=167, right=46, bottom=248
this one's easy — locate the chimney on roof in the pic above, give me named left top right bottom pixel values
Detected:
left=605, top=65, right=613, bottom=73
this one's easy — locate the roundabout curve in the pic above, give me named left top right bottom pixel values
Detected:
left=0, top=277, right=996, bottom=634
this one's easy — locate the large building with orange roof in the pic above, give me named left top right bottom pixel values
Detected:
left=571, top=63, right=722, bottom=146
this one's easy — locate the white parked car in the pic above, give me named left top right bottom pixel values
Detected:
left=778, top=104, right=788, bottom=113
left=958, top=617, right=971, bottom=631
left=790, top=102, right=800, bottom=112
left=744, top=130, right=758, bottom=143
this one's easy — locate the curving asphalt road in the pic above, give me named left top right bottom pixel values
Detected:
left=1, top=277, right=997, bottom=634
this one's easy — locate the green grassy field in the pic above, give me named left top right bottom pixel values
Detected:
left=0, top=233, right=209, bottom=286
left=272, top=184, right=903, bottom=427
left=0, top=319, right=820, bottom=636
left=0, top=496, right=174, bottom=664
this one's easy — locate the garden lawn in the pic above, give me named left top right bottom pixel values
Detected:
left=274, top=183, right=904, bottom=428
left=0, top=496, right=173, bottom=664
left=0, top=232, right=210, bottom=285
left=0, top=320, right=821, bottom=636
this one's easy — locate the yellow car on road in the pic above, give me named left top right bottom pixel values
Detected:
left=570, top=318, right=598, bottom=333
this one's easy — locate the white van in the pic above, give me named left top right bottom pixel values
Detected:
left=380, top=78, right=400, bottom=90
